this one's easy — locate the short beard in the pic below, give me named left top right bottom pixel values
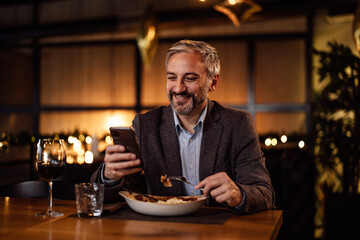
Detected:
left=168, top=88, right=208, bottom=116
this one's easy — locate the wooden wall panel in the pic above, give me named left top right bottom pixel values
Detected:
left=0, top=4, right=32, bottom=27
left=0, top=113, right=33, bottom=134
left=255, top=39, right=306, bottom=104
left=41, top=44, right=136, bottom=106
left=256, top=112, right=307, bottom=135
left=142, top=42, right=172, bottom=106
left=210, top=40, right=248, bottom=105
left=0, top=49, right=33, bottom=105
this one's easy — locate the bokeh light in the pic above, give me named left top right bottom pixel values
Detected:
left=265, top=138, right=272, bottom=146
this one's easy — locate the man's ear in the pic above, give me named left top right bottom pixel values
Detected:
left=209, top=74, right=219, bottom=92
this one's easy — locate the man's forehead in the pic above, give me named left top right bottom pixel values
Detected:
left=167, top=52, right=206, bottom=70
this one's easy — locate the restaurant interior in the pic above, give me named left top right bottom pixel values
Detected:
left=0, top=0, right=359, bottom=239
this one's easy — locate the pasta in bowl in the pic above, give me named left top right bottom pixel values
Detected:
left=119, top=191, right=207, bottom=216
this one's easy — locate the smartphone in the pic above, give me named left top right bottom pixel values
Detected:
left=109, top=126, right=144, bottom=169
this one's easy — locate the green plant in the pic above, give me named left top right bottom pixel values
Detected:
left=312, top=41, right=360, bottom=195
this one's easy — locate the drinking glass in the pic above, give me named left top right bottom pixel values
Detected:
left=35, top=139, right=66, bottom=217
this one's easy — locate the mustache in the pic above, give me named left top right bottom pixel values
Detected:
left=169, top=91, right=194, bottom=98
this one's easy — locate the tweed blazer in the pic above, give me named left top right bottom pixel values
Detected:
left=91, top=100, right=275, bottom=213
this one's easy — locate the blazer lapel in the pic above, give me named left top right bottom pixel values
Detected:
left=199, top=101, right=223, bottom=180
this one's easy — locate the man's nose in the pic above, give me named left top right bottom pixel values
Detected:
left=173, top=79, right=186, bottom=93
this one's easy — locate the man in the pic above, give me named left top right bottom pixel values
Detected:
left=91, top=39, right=275, bottom=214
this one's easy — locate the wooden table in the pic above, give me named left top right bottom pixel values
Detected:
left=0, top=197, right=282, bottom=240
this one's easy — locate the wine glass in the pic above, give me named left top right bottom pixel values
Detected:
left=35, top=139, right=66, bottom=217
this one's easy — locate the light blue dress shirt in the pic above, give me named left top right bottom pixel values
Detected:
left=173, top=103, right=207, bottom=196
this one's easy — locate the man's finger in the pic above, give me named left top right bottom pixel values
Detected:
left=105, top=144, right=126, bottom=154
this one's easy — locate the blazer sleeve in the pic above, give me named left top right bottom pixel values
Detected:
left=90, top=163, right=125, bottom=203
left=233, top=113, right=276, bottom=213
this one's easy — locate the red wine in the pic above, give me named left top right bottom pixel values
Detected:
left=37, top=164, right=65, bottom=180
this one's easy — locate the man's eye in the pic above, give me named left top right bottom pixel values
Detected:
left=167, top=76, right=177, bottom=81
left=185, top=77, right=197, bottom=81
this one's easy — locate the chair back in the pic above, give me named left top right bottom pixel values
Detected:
left=0, top=180, right=48, bottom=198
left=0, top=180, right=76, bottom=200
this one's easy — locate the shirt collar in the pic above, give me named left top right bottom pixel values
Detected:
left=174, top=99, right=208, bottom=136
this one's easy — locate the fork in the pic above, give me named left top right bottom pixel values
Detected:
left=166, top=176, right=204, bottom=191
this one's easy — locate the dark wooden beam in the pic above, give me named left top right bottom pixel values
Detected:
left=0, top=17, right=128, bottom=42
left=0, top=0, right=357, bottom=43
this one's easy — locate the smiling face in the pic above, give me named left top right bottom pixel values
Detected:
left=166, top=52, right=218, bottom=117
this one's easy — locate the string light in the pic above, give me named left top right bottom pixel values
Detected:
left=265, top=138, right=272, bottom=146
left=0, top=140, right=9, bottom=151
left=67, top=155, right=74, bottom=164
left=298, top=140, right=305, bottom=149
left=68, top=136, right=74, bottom=144
left=346, top=130, right=352, bottom=137
left=263, top=134, right=306, bottom=148
left=73, top=138, right=82, bottom=152
left=85, top=151, right=94, bottom=164
left=77, top=154, right=85, bottom=164
left=85, top=136, right=92, bottom=144
left=79, top=134, right=85, bottom=142
left=105, top=135, right=113, bottom=144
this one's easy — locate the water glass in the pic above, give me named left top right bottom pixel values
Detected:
left=75, top=183, right=104, bottom=217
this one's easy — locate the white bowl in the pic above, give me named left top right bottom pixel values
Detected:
left=119, top=191, right=207, bottom=216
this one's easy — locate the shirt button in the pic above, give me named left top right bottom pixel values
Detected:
left=190, top=164, right=194, bottom=169
left=189, top=138, right=193, bottom=143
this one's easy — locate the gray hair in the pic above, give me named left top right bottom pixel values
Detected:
left=165, top=40, right=220, bottom=79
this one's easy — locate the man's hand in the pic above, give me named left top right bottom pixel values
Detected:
left=104, top=145, right=142, bottom=180
left=195, top=172, right=242, bottom=207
